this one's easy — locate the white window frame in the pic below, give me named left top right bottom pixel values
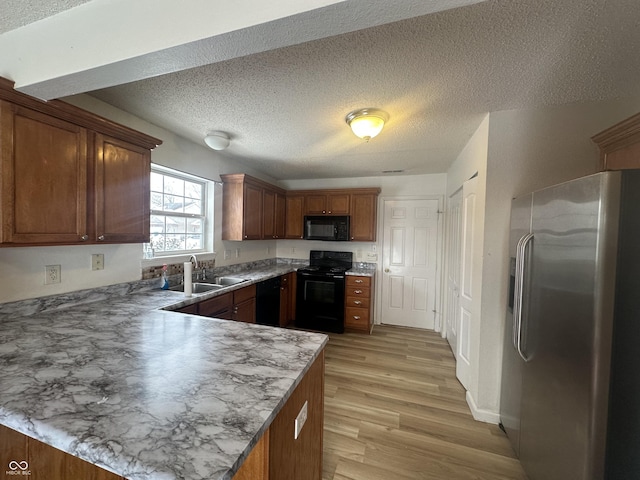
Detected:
left=145, top=164, right=211, bottom=259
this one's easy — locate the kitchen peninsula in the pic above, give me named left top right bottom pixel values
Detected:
left=0, top=283, right=327, bottom=480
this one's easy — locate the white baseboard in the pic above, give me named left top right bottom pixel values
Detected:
left=466, top=391, right=501, bottom=424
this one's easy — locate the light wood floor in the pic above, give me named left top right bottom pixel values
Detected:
left=322, top=325, right=528, bottom=480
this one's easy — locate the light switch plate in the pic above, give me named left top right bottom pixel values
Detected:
left=294, top=400, right=308, bottom=440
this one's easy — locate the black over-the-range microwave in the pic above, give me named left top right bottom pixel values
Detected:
left=304, top=215, right=350, bottom=241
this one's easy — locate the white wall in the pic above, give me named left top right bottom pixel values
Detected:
left=0, top=95, right=276, bottom=303
left=476, top=96, right=640, bottom=421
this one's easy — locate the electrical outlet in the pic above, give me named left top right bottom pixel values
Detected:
left=266, top=246, right=270, bottom=255
left=45, top=265, right=61, bottom=285
left=291, top=247, right=296, bottom=255
left=224, top=250, right=231, bottom=260
left=91, top=253, right=105, bottom=271
left=294, top=401, right=308, bottom=440
left=235, top=248, right=241, bottom=258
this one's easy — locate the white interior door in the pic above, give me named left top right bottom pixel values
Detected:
left=445, top=188, right=462, bottom=356
left=456, top=176, right=478, bottom=390
left=381, top=198, right=439, bottom=329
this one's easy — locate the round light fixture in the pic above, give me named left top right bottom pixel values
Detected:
left=204, top=131, right=230, bottom=150
left=345, top=108, right=389, bottom=141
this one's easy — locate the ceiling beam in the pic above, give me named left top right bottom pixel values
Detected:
left=0, top=0, right=485, bottom=100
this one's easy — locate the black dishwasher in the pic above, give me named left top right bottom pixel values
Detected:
left=256, top=276, right=281, bottom=326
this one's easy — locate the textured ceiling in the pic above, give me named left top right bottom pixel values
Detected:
left=0, top=0, right=92, bottom=34
left=3, top=0, right=640, bottom=180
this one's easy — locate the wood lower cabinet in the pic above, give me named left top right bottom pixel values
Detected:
left=0, top=424, right=124, bottom=480
left=269, top=350, right=324, bottom=480
left=175, top=303, right=199, bottom=314
left=279, top=272, right=296, bottom=327
left=0, top=78, right=160, bottom=247
left=233, top=430, right=269, bottom=480
left=345, top=275, right=374, bottom=333
left=233, top=284, right=257, bottom=323
left=179, top=286, right=256, bottom=323
left=196, top=292, right=233, bottom=319
left=1, top=351, right=325, bottom=480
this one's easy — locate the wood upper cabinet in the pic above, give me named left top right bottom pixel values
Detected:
left=592, top=111, right=640, bottom=171
left=94, top=134, right=151, bottom=243
left=285, top=194, right=305, bottom=239
left=0, top=78, right=161, bottom=247
left=0, top=102, right=89, bottom=244
left=263, top=189, right=287, bottom=239
left=221, top=173, right=380, bottom=242
left=350, top=192, right=379, bottom=242
left=221, top=174, right=287, bottom=240
left=274, top=192, right=286, bottom=239
left=305, top=192, right=350, bottom=215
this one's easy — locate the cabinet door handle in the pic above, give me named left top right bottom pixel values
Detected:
left=98, top=235, right=105, bottom=241
left=80, top=234, right=89, bottom=241
left=354, top=300, right=362, bottom=305
left=355, top=279, right=363, bottom=283
left=353, top=316, right=361, bottom=320
left=354, top=290, right=363, bottom=294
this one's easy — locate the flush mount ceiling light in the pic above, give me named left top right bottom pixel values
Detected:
left=204, top=131, right=230, bottom=150
left=345, top=108, right=389, bottom=142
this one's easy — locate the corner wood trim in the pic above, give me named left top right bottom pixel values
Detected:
left=592, top=111, right=640, bottom=171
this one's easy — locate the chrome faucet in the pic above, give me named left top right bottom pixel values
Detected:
left=188, top=254, right=201, bottom=281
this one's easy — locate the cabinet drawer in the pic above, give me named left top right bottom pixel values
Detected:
left=234, top=284, right=256, bottom=304
left=345, top=296, right=370, bottom=308
left=345, top=307, right=370, bottom=329
left=198, top=293, right=233, bottom=317
left=346, top=276, right=371, bottom=288
left=345, top=286, right=370, bottom=298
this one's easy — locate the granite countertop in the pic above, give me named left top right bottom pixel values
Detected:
left=0, top=265, right=328, bottom=480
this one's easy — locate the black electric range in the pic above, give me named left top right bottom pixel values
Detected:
left=295, top=251, right=353, bottom=333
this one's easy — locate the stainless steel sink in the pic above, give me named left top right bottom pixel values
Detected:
left=214, top=276, right=248, bottom=286
left=170, top=283, right=225, bottom=294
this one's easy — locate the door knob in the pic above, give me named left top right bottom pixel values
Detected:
left=384, top=268, right=390, bottom=273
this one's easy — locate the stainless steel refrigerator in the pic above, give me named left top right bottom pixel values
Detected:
left=500, top=170, right=640, bottom=480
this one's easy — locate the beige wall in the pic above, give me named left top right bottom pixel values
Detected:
left=476, top=96, right=640, bottom=420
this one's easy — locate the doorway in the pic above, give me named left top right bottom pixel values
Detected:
left=379, top=198, right=442, bottom=330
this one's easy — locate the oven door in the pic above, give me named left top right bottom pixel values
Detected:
left=295, top=272, right=345, bottom=333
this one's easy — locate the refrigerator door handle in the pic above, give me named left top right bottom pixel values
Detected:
left=512, top=236, right=526, bottom=349
left=515, top=233, right=534, bottom=362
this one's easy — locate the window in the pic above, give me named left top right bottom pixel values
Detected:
left=146, top=166, right=208, bottom=256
